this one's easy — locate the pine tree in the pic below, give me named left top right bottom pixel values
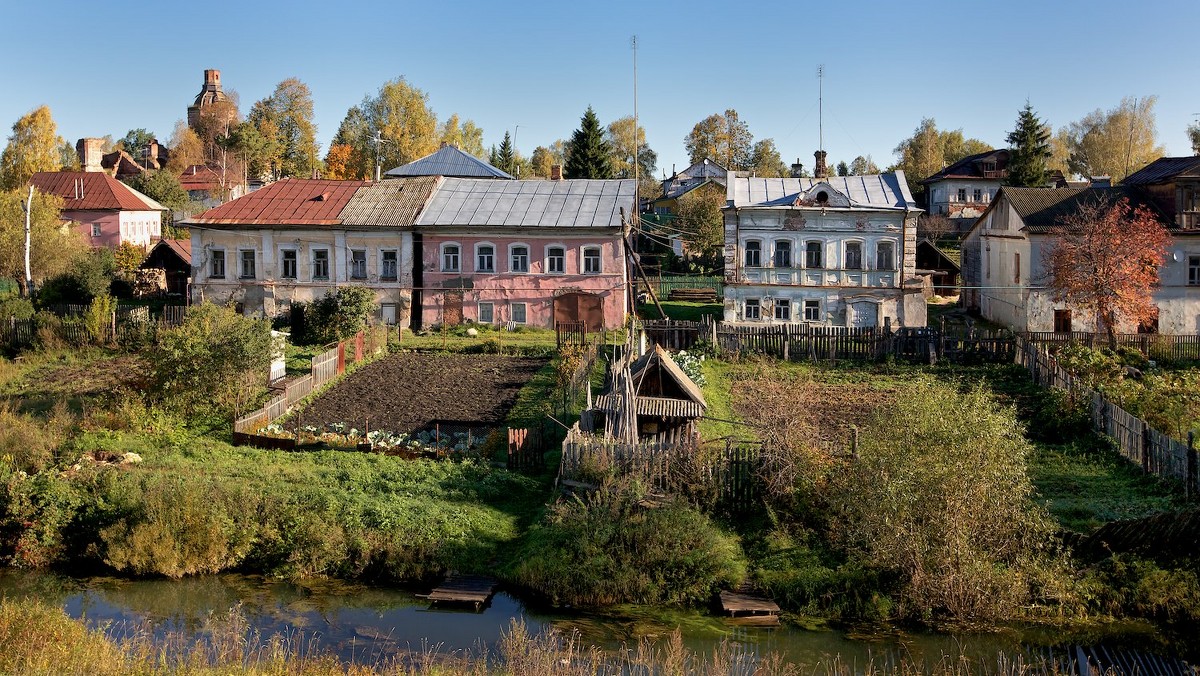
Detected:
left=497, top=131, right=516, bottom=175
left=1005, top=102, right=1052, bottom=187
left=564, top=106, right=613, bottom=179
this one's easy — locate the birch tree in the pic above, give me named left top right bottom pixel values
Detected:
left=0, top=106, right=68, bottom=190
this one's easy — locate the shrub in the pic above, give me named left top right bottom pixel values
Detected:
left=0, top=296, right=33, bottom=320
left=829, top=382, right=1067, bottom=623
left=303, top=286, right=376, bottom=344
left=509, top=479, right=746, bottom=606
left=145, top=302, right=274, bottom=416
left=83, top=293, right=116, bottom=344
left=36, top=248, right=117, bottom=306
left=0, top=401, right=71, bottom=473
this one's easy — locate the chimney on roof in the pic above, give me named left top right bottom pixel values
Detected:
left=143, top=139, right=160, bottom=168
left=550, top=164, right=563, bottom=181
left=813, top=150, right=828, bottom=179
left=76, top=138, right=105, bottom=173
left=790, top=158, right=805, bottom=178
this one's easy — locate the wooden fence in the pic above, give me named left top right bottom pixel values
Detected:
left=232, top=325, right=388, bottom=443
left=559, top=424, right=764, bottom=513
left=1024, top=331, right=1200, bottom=363
left=642, top=317, right=715, bottom=351
left=1015, top=337, right=1199, bottom=495
left=708, top=323, right=1016, bottom=364
left=0, top=304, right=188, bottom=351
left=649, top=275, right=724, bottom=299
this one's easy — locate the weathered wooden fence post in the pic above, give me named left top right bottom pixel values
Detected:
left=1141, top=421, right=1152, bottom=474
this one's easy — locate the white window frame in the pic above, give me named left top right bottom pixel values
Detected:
left=509, top=243, right=530, bottom=273
left=441, top=242, right=461, bottom=273
left=478, top=302, right=494, bottom=324
left=475, top=242, right=496, bottom=273
left=843, top=240, right=865, bottom=270
left=744, top=298, right=761, bottom=320
left=380, top=249, right=398, bottom=281
left=210, top=248, right=226, bottom=279
left=773, top=298, right=791, bottom=321
left=91, top=223, right=102, bottom=237
left=280, top=248, right=298, bottom=280
left=744, top=240, right=762, bottom=268
left=804, top=240, right=823, bottom=269
left=773, top=239, right=792, bottom=268
left=1190, top=255, right=1200, bottom=286
left=957, top=188, right=967, bottom=202
left=545, top=244, right=566, bottom=275
left=311, top=248, right=330, bottom=281
left=803, top=299, right=821, bottom=322
left=238, top=249, right=256, bottom=280
left=510, top=302, right=527, bottom=324
left=876, top=240, right=897, bottom=271
left=973, top=188, right=983, bottom=203
left=582, top=245, right=602, bottom=274
left=350, top=249, right=367, bottom=280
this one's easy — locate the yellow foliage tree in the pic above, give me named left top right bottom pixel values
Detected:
left=0, top=106, right=68, bottom=190
left=166, top=121, right=205, bottom=173
left=364, top=77, right=439, bottom=169
left=0, top=189, right=85, bottom=295
left=323, top=144, right=355, bottom=180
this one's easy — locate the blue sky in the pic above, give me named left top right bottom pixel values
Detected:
left=3, top=0, right=1197, bottom=176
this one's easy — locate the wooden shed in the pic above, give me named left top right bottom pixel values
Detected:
left=139, top=238, right=192, bottom=297
left=915, top=238, right=960, bottom=296
left=590, top=345, right=706, bottom=443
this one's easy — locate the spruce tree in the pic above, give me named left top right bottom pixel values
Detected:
left=1005, top=102, right=1052, bottom=187
left=565, top=106, right=613, bottom=179
left=497, top=131, right=516, bottom=175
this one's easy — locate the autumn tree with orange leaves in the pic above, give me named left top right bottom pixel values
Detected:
left=1044, top=195, right=1171, bottom=347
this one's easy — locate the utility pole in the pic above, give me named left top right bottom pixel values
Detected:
left=21, top=186, right=33, bottom=297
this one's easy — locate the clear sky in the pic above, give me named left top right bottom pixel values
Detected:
left=2, top=0, right=1197, bottom=177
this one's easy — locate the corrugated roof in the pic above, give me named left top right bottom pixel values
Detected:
left=339, top=177, right=440, bottom=226
left=30, top=171, right=165, bottom=211
left=185, top=178, right=367, bottom=226
left=1121, top=156, right=1200, bottom=186
left=728, top=172, right=917, bottom=210
left=676, top=158, right=727, bottom=181
left=142, top=238, right=192, bottom=266
left=384, top=145, right=514, bottom=179
left=1001, top=186, right=1165, bottom=232
left=415, top=178, right=636, bottom=229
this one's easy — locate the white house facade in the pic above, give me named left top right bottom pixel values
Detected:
left=961, top=185, right=1200, bottom=334
left=722, top=168, right=926, bottom=328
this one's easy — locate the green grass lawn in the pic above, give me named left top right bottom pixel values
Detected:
left=396, top=325, right=559, bottom=354
left=637, top=301, right=722, bottom=322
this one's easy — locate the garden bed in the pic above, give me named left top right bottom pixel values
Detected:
left=291, top=353, right=549, bottom=435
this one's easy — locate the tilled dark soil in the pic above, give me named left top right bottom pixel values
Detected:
left=294, top=354, right=548, bottom=433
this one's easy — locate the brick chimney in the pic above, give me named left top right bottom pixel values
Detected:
left=550, top=164, right=563, bottom=180
left=204, top=69, right=220, bottom=87
left=813, top=150, right=828, bottom=179
left=76, top=138, right=106, bottom=173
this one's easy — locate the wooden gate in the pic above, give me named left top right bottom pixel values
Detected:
left=443, top=290, right=464, bottom=326
left=554, top=292, right=604, bottom=332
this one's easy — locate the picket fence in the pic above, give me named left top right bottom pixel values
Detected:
left=1025, top=331, right=1200, bottom=363
left=232, top=325, right=388, bottom=444
left=1015, top=337, right=1199, bottom=495
left=0, top=304, right=187, bottom=350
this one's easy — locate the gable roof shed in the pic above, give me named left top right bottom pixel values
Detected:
left=385, top=145, right=514, bottom=179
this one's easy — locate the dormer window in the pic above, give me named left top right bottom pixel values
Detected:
left=816, top=190, right=829, bottom=205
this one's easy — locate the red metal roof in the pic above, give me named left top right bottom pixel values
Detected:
left=30, top=171, right=159, bottom=211
left=186, top=178, right=368, bottom=226
left=178, top=164, right=225, bottom=191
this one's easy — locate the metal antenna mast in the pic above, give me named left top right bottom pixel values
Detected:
left=817, top=64, right=825, bottom=151
left=632, top=35, right=639, bottom=190
left=371, top=131, right=390, bottom=182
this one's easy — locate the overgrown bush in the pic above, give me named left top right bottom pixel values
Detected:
left=301, top=286, right=376, bottom=344
left=145, top=302, right=273, bottom=416
left=0, top=402, right=71, bottom=473
left=0, top=296, right=33, bottom=320
left=37, top=248, right=117, bottom=306
left=509, top=479, right=746, bottom=606
left=83, top=293, right=116, bottom=344
left=829, top=382, right=1068, bottom=623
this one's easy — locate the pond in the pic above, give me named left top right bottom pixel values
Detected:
left=0, top=570, right=1188, bottom=672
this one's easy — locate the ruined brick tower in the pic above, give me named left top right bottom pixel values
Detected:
left=187, top=69, right=233, bottom=128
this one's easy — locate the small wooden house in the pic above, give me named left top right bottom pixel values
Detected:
left=590, top=345, right=706, bottom=443
left=139, top=238, right=192, bottom=297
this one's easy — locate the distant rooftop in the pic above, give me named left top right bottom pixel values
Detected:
left=385, top=144, right=514, bottom=180
left=728, top=172, right=918, bottom=210
left=30, top=171, right=166, bottom=211
left=1121, top=156, right=1200, bottom=185
left=920, top=149, right=1010, bottom=184
left=416, top=178, right=636, bottom=228
left=185, top=178, right=367, bottom=226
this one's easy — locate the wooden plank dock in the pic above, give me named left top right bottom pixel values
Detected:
left=422, top=574, right=498, bottom=610
left=718, top=589, right=780, bottom=623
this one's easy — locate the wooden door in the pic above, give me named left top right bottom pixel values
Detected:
left=554, top=292, right=605, bottom=332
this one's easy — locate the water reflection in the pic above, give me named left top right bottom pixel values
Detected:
left=0, top=570, right=1183, bottom=670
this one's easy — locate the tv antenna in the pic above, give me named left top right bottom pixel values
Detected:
left=817, top=64, right=825, bottom=151
left=370, top=131, right=390, bottom=181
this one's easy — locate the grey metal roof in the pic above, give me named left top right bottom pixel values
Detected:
left=1001, top=186, right=1165, bottom=232
left=384, top=145, right=515, bottom=179
left=415, top=178, right=636, bottom=229
left=677, top=158, right=727, bottom=181
left=728, top=171, right=917, bottom=210
left=338, top=177, right=440, bottom=226
left=1121, top=156, right=1200, bottom=186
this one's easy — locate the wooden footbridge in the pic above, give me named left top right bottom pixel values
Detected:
left=717, top=588, right=780, bottom=625
left=421, top=574, right=498, bottom=610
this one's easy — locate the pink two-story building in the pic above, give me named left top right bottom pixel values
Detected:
left=413, top=178, right=634, bottom=331
left=30, top=171, right=165, bottom=249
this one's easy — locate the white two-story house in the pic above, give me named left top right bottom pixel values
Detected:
left=722, top=156, right=926, bottom=328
